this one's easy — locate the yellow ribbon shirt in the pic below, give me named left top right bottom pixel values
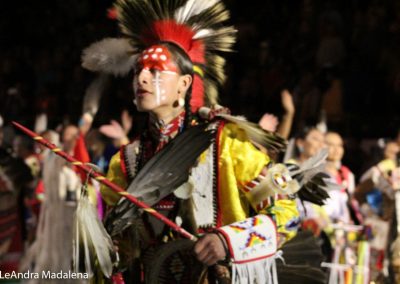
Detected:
left=101, top=122, right=299, bottom=240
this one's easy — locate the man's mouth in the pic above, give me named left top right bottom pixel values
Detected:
left=136, top=88, right=152, bottom=98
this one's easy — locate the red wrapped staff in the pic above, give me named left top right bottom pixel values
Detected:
left=12, top=121, right=197, bottom=241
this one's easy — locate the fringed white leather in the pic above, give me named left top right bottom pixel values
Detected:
left=218, top=215, right=281, bottom=284
left=189, top=145, right=216, bottom=227
left=231, top=253, right=282, bottom=284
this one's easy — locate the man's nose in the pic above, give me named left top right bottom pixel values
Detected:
left=138, top=69, right=151, bottom=85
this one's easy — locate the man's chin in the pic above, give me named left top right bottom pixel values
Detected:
left=135, top=103, right=155, bottom=112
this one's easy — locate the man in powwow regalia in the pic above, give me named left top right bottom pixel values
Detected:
left=69, top=1, right=337, bottom=283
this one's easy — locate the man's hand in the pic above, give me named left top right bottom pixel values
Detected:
left=259, top=113, right=279, bottom=132
left=121, top=110, right=133, bottom=135
left=194, top=233, right=228, bottom=266
left=281, top=89, right=295, bottom=115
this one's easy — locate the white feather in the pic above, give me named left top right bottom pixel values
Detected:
left=83, top=74, right=109, bottom=115
left=174, top=0, right=219, bottom=23
left=218, top=113, right=247, bottom=123
left=299, top=148, right=328, bottom=173
left=283, top=138, right=296, bottom=163
left=194, top=29, right=212, bottom=39
left=73, top=193, right=114, bottom=278
left=73, top=216, right=80, bottom=275
left=290, top=148, right=329, bottom=186
left=34, top=113, right=47, bottom=134
left=81, top=38, right=137, bottom=76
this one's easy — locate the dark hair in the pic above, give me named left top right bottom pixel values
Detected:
left=161, top=42, right=194, bottom=76
left=14, top=135, right=35, bottom=152
left=294, top=126, right=319, bottom=140
left=293, top=126, right=321, bottom=157
left=160, top=42, right=194, bottom=130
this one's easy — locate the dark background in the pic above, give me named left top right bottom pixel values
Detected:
left=1, top=0, right=400, bottom=139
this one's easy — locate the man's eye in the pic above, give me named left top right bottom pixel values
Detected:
left=150, top=68, right=158, bottom=74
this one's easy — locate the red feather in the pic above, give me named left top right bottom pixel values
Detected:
left=142, top=20, right=206, bottom=112
left=191, top=74, right=204, bottom=112
left=189, top=40, right=206, bottom=112
left=143, top=21, right=195, bottom=52
left=189, top=40, right=206, bottom=64
left=107, top=7, right=118, bottom=20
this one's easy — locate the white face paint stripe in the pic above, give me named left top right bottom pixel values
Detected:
left=153, top=70, right=162, bottom=106
left=161, top=70, right=178, bottom=75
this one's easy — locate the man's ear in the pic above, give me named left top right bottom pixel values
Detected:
left=295, top=138, right=302, bottom=148
left=295, top=139, right=305, bottom=152
left=178, top=74, right=193, bottom=94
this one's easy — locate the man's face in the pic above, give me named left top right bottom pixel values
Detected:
left=12, top=136, right=22, bottom=157
left=133, top=45, right=184, bottom=113
left=384, top=142, right=400, bottom=161
left=325, top=132, right=344, bottom=162
left=298, top=129, right=325, bottom=158
left=62, top=125, right=79, bottom=153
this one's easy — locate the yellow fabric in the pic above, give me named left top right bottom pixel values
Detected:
left=218, top=123, right=270, bottom=225
left=101, top=122, right=300, bottom=241
left=100, top=152, right=127, bottom=206
left=377, top=159, right=396, bottom=173
left=264, top=199, right=299, bottom=240
left=217, top=122, right=300, bottom=239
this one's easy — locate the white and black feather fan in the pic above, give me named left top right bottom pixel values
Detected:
left=286, top=149, right=339, bottom=205
left=105, top=123, right=215, bottom=236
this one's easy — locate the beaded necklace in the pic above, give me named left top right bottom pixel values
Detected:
left=135, top=111, right=186, bottom=175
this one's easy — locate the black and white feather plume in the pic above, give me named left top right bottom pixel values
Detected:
left=105, top=123, right=215, bottom=236
left=217, top=113, right=287, bottom=153
left=82, top=0, right=236, bottom=109
left=286, top=149, right=338, bottom=205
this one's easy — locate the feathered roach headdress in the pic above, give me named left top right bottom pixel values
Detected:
left=82, top=0, right=236, bottom=112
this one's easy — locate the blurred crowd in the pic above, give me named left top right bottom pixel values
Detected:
left=1, top=0, right=400, bottom=176
left=1, top=0, right=400, bottom=283
left=2, top=0, right=400, bottom=133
